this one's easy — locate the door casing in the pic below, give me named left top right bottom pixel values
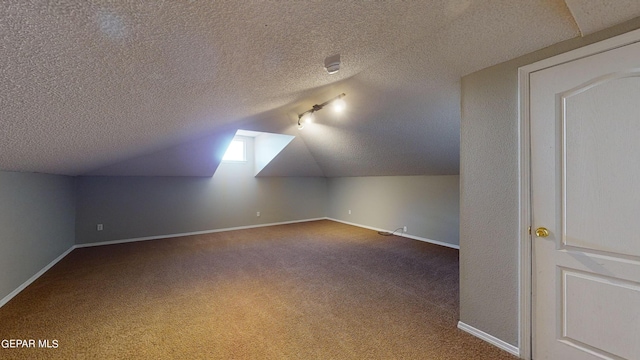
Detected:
left=517, top=28, right=640, bottom=360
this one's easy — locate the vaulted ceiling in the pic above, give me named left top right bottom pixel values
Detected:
left=2, top=1, right=639, bottom=177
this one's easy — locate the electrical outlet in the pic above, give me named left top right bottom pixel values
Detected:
left=256, top=211, right=260, bottom=217
left=348, top=209, right=351, bottom=215
left=403, top=226, right=407, bottom=233
left=97, top=224, right=103, bottom=231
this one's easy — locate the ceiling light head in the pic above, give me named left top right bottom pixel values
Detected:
left=324, top=54, right=341, bottom=75
left=302, top=112, right=314, bottom=124
left=332, top=98, right=346, bottom=112
left=297, top=111, right=314, bottom=130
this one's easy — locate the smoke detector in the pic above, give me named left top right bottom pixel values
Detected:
left=324, top=54, right=341, bottom=74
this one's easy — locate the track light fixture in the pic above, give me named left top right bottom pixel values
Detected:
left=297, top=93, right=346, bottom=130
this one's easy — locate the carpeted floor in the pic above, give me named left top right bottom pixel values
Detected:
left=0, top=220, right=517, bottom=359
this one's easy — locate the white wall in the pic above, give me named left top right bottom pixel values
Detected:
left=459, top=18, right=640, bottom=347
left=75, top=136, right=328, bottom=244
left=327, top=175, right=459, bottom=247
left=75, top=143, right=460, bottom=248
left=0, top=171, right=76, bottom=302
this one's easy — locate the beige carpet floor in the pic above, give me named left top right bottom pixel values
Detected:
left=0, top=220, right=517, bottom=359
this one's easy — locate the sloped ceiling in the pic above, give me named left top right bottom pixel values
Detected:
left=1, top=1, right=639, bottom=177
left=564, top=0, right=640, bottom=35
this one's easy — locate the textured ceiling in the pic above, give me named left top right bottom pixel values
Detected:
left=1, top=1, right=639, bottom=177
left=564, top=0, right=640, bottom=35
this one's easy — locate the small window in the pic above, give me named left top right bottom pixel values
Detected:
left=222, top=138, right=246, bottom=162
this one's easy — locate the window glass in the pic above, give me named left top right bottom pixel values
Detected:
left=222, top=139, right=246, bottom=162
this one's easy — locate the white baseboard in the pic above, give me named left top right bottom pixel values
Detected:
left=0, top=245, right=75, bottom=309
left=457, top=321, right=520, bottom=357
left=1, top=217, right=454, bottom=310
left=74, top=217, right=327, bottom=248
left=326, top=218, right=459, bottom=250
left=1, top=218, right=326, bottom=309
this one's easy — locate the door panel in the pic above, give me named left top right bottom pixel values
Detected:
left=564, top=75, right=640, bottom=257
left=563, top=268, right=640, bottom=359
left=531, top=41, right=640, bottom=360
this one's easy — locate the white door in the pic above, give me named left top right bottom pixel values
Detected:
left=530, top=40, right=640, bottom=359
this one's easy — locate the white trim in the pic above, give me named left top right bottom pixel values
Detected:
left=75, top=217, right=327, bottom=248
left=0, top=245, right=75, bottom=309
left=326, top=218, right=460, bottom=250
left=1, top=216, right=455, bottom=310
left=520, top=28, right=640, bottom=75
left=517, top=65, right=533, bottom=360
left=0, top=218, right=326, bottom=309
left=457, top=321, right=520, bottom=357
left=517, top=27, right=640, bottom=360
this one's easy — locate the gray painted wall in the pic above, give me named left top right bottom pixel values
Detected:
left=327, top=176, right=459, bottom=246
left=0, top=171, right=76, bottom=302
left=459, top=18, right=640, bottom=347
left=75, top=136, right=328, bottom=244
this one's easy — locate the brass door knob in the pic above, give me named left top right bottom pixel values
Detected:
left=535, top=227, right=550, bottom=237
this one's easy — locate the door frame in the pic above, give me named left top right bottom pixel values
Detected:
left=517, top=28, right=640, bottom=360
